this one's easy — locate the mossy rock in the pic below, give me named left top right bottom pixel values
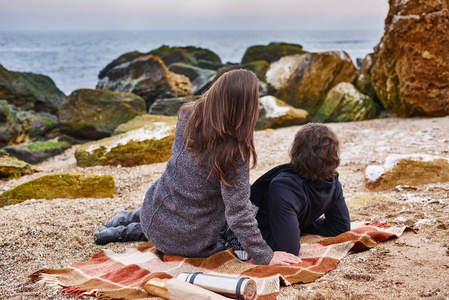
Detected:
left=3, top=141, right=71, bottom=164
left=0, top=64, right=65, bottom=114
left=0, top=173, right=115, bottom=207
left=241, top=42, right=307, bottom=64
left=256, top=96, right=308, bottom=130
left=365, top=154, right=449, bottom=191
left=76, top=122, right=176, bottom=167
left=114, top=114, right=177, bottom=134
left=149, top=45, right=222, bottom=67
left=314, top=82, right=380, bottom=122
left=0, top=156, right=40, bottom=180
left=243, top=60, right=270, bottom=82
left=59, top=89, right=146, bottom=140
left=347, top=193, right=396, bottom=208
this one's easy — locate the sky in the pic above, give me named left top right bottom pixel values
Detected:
left=0, top=0, right=390, bottom=31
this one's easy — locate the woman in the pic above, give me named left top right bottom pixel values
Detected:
left=97, top=70, right=299, bottom=266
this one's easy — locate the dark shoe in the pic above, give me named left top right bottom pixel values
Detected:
left=94, top=222, right=147, bottom=245
left=105, top=207, right=141, bottom=227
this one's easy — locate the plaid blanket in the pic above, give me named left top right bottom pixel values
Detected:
left=30, top=222, right=405, bottom=300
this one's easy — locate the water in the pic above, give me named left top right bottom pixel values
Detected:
left=0, top=30, right=383, bottom=95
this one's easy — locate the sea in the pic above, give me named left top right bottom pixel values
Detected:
left=0, top=30, right=383, bottom=95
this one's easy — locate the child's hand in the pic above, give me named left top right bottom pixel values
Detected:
left=268, top=251, right=302, bottom=266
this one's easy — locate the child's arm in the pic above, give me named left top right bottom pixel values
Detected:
left=302, top=186, right=350, bottom=236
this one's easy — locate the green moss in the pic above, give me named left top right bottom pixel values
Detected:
left=0, top=157, right=40, bottom=180
left=75, top=133, right=175, bottom=167
left=0, top=173, right=115, bottom=207
left=24, top=141, right=70, bottom=152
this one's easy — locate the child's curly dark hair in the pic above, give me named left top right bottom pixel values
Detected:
left=289, top=123, right=340, bottom=181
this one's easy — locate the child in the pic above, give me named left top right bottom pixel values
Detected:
left=250, top=123, right=351, bottom=255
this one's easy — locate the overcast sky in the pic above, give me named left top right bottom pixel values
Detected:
left=0, top=0, right=390, bottom=31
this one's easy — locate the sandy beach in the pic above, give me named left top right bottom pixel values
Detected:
left=1, top=115, right=449, bottom=299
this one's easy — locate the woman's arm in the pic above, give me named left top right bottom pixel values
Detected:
left=220, top=161, right=274, bottom=265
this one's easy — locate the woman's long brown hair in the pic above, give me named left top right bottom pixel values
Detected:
left=181, top=69, right=260, bottom=186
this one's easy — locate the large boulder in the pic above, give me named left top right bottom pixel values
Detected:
left=241, top=42, right=307, bottom=64
left=96, top=55, right=192, bottom=108
left=3, top=141, right=71, bottom=164
left=0, top=64, right=65, bottom=115
left=365, top=154, right=449, bottom=191
left=314, top=82, right=380, bottom=122
left=256, top=96, right=308, bottom=130
left=370, top=0, right=449, bottom=117
left=76, top=119, right=176, bottom=167
left=0, top=153, right=40, bottom=180
left=0, top=173, right=115, bottom=207
left=0, top=100, right=19, bottom=147
left=59, top=89, right=146, bottom=140
left=149, top=96, right=200, bottom=116
left=266, top=51, right=359, bottom=117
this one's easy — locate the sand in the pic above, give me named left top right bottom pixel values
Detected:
left=1, top=115, right=449, bottom=299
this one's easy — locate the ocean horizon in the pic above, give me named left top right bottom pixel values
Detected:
left=0, top=29, right=383, bottom=95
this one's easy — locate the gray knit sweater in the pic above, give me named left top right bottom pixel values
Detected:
left=141, top=109, right=274, bottom=265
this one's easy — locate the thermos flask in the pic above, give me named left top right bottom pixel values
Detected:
left=177, top=272, right=257, bottom=300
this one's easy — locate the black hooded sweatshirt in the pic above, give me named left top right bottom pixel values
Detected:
left=250, top=163, right=351, bottom=255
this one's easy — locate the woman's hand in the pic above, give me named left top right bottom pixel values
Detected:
left=268, top=251, right=302, bottom=266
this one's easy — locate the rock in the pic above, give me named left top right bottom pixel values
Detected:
left=196, top=62, right=270, bottom=96
left=266, top=51, right=359, bottom=116
left=256, top=96, right=308, bottom=130
left=168, top=63, right=216, bottom=94
left=355, top=53, right=380, bottom=105
left=149, top=96, right=200, bottom=116
left=0, top=64, right=65, bottom=115
left=98, top=51, right=144, bottom=79
left=113, top=114, right=177, bottom=135
left=314, top=82, right=380, bottom=122
left=365, top=154, right=449, bottom=191
left=0, top=154, right=40, bottom=180
left=0, top=173, right=115, bottom=207
left=241, top=42, right=307, bottom=64
left=14, top=110, right=58, bottom=141
left=98, top=46, right=222, bottom=80
left=347, top=193, right=396, bottom=208
left=76, top=120, right=176, bottom=167
left=3, top=141, right=71, bottom=164
left=59, top=89, right=146, bottom=140
left=149, top=45, right=222, bottom=68
left=96, top=55, right=192, bottom=108
left=370, top=0, right=449, bottom=117
left=0, top=100, right=19, bottom=147
left=243, top=60, right=271, bottom=82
